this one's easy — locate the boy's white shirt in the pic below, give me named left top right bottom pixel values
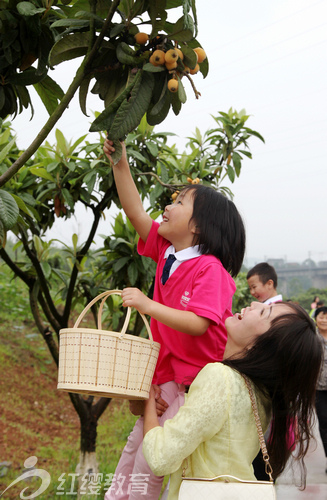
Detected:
left=264, top=294, right=283, bottom=305
left=164, top=244, right=202, bottom=278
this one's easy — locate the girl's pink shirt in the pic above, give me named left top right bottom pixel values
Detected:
left=138, top=221, right=236, bottom=385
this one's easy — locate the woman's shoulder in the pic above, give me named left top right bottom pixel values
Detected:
left=192, top=362, right=241, bottom=388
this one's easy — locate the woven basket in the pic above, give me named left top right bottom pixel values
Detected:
left=57, top=290, right=160, bottom=399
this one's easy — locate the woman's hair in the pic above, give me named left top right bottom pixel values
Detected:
left=223, top=302, right=323, bottom=486
left=181, top=184, right=245, bottom=277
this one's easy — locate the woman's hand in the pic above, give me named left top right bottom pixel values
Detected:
left=128, top=386, right=168, bottom=417
left=143, top=386, right=163, bottom=436
left=121, top=287, right=152, bottom=315
left=153, top=384, right=169, bottom=417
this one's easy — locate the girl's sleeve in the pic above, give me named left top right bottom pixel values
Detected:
left=186, top=261, right=236, bottom=325
left=143, top=363, right=231, bottom=476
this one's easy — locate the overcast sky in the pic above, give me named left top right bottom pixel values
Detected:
left=11, top=0, right=327, bottom=266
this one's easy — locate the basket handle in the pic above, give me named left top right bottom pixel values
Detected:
left=73, top=290, right=154, bottom=342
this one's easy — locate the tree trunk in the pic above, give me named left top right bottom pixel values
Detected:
left=73, top=395, right=111, bottom=497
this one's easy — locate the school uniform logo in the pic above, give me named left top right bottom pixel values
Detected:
left=180, top=291, right=190, bottom=307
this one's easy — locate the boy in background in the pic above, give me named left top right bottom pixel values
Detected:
left=247, top=262, right=282, bottom=304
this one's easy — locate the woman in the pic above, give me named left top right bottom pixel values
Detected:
left=315, top=306, right=327, bottom=472
left=142, top=302, right=323, bottom=499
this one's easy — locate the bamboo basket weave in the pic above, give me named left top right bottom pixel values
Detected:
left=57, top=290, right=160, bottom=400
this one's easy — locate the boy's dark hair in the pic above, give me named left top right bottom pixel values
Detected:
left=223, top=302, right=323, bottom=486
left=315, top=306, right=327, bottom=318
left=247, top=262, right=278, bottom=288
left=182, top=184, right=245, bottom=277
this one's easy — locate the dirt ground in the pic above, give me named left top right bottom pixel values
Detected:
left=0, top=353, right=80, bottom=471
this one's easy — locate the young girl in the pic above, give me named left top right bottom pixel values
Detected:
left=103, top=138, right=246, bottom=500
left=143, top=302, right=323, bottom=499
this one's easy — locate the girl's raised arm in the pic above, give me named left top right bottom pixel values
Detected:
left=104, top=139, right=152, bottom=243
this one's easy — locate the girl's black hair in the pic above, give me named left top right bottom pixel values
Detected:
left=182, top=184, right=245, bottom=277
left=223, top=302, right=323, bottom=487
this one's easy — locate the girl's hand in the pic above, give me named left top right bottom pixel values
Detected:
left=121, top=287, right=152, bottom=315
left=103, top=138, right=126, bottom=166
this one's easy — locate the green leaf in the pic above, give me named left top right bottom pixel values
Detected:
left=110, top=23, right=125, bottom=37
left=105, top=139, right=121, bottom=165
left=166, top=15, right=194, bottom=42
left=116, top=42, right=143, bottom=65
left=79, top=74, right=93, bottom=117
left=61, top=188, right=75, bottom=208
left=127, top=261, right=138, bottom=286
left=33, top=75, right=64, bottom=116
left=238, top=150, right=252, bottom=159
left=171, top=90, right=182, bottom=116
left=49, top=33, right=90, bottom=67
left=149, top=182, right=163, bottom=207
left=8, top=68, right=46, bottom=86
left=50, top=19, right=91, bottom=29
left=108, top=71, right=155, bottom=140
left=40, top=262, right=52, bottom=279
left=0, top=137, right=16, bottom=163
left=226, top=164, right=235, bottom=183
left=90, top=72, right=139, bottom=132
left=29, top=167, right=56, bottom=182
left=146, top=141, right=159, bottom=157
left=16, top=2, right=45, bottom=16
left=177, top=76, right=187, bottom=103
left=113, top=256, right=130, bottom=273
left=142, top=63, right=165, bottom=73
left=232, top=152, right=242, bottom=177
left=181, top=45, right=197, bottom=69
left=244, top=128, right=265, bottom=143
left=10, top=194, right=34, bottom=217
left=129, top=149, right=148, bottom=163
left=0, top=190, right=19, bottom=230
left=147, top=85, right=171, bottom=126
left=72, top=233, right=78, bottom=252
left=199, top=57, right=209, bottom=78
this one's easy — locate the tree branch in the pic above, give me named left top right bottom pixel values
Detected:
left=0, top=0, right=121, bottom=188
left=20, top=230, right=62, bottom=323
left=0, top=246, right=34, bottom=288
left=138, top=171, right=186, bottom=190
left=29, top=283, right=59, bottom=365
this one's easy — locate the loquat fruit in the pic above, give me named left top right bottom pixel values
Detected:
left=194, top=47, right=207, bottom=63
left=187, top=177, right=193, bottom=183
left=192, top=177, right=200, bottom=184
left=189, top=64, right=200, bottom=75
left=175, top=48, right=184, bottom=60
left=150, top=49, right=166, bottom=66
left=165, top=49, right=179, bottom=64
left=183, top=66, right=190, bottom=75
left=171, top=191, right=179, bottom=201
left=134, top=32, right=149, bottom=45
left=165, top=60, right=178, bottom=70
left=168, top=78, right=179, bottom=93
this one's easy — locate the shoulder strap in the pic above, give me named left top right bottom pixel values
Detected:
left=242, top=375, right=274, bottom=482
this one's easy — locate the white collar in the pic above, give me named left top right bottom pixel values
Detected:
left=164, top=244, right=202, bottom=262
left=264, top=294, right=283, bottom=304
